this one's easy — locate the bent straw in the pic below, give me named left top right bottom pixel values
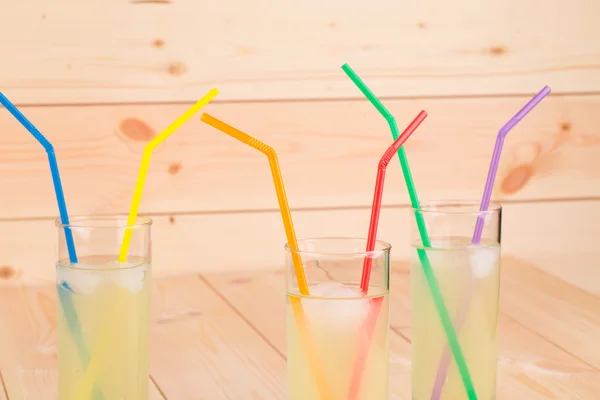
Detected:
left=360, top=110, right=428, bottom=292
left=348, top=111, right=427, bottom=400
left=472, top=86, right=551, bottom=243
left=200, top=113, right=332, bottom=399
left=118, top=88, right=219, bottom=262
left=76, top=89, right=218, bottom=398
left=341, top=63, right=478, bottom=400
left=0, top=93, right=77, bottom=262
left=0, top=93, right=102, bottom=395
left=200, top=114, right=308, bottom=294
left=430, top=86, right=551, bottom=400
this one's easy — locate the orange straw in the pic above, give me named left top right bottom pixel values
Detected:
left=200, top=113, right=332, bottom=399
left=349, top=110, right=428, bottom=399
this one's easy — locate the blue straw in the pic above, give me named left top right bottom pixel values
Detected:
left=0, top=93, right=78, bottom=263
left=0, top=93, right=103, bottom=398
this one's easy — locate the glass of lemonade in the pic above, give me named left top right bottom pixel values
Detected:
left=411, top=201, right=501, bottom=400
left=56, top=216, right=152, bottom=399
left=286, top=238, right=390, bottom=399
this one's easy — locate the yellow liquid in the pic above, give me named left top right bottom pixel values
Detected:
left=411, top=240, right=500, bottom=400
left=57, top=256, right=151, bottom=399
left=287, top=285, right=389, bottom=400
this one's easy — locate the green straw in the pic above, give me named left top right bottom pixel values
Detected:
left=341, top=63, right=478, bottom=400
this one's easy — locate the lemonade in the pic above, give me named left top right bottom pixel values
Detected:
left=57, top=255, right=151, bottom=399
left=287, top=282, right=390, bottom=400
left=411, top=239, right=500, bottom=400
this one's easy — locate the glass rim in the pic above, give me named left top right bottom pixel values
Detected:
left=413, top=200, right=502, bottom=216
left=284, top=237, right=392, bottom=257
left=55, top=215, right=153, bottom=229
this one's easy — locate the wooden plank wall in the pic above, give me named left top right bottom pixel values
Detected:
left=0, top=0, right=598, bottom=291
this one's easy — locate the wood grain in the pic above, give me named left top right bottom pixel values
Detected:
left=0, top=265, right=598, bottom=399
left=0, top=285, right=165, bottom=399
left=389, top=260, right=600, bottom=399
left=0, top=95, right=597, bottom=219
left=205, top=261, right=600, bottom=399
left=150, top=276, right=286, bottom=399
left=0, top=200, right=597, bottom=292
left=1, top=1, right=599, bottom=104
left=501, top=261, right=600, bottom=369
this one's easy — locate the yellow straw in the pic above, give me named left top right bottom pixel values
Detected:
left=118, top=88, right=218, bottom=262
left=75, top=288, right=125, bottom=398
left=200, top=113, right=332, bottom=399
left=76, top=89, right=218, bottom=399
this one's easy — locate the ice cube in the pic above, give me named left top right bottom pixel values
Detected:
left=109, top=265, right=148, bottom=294
left=310, top=281, right=360, bottom=298
left=58, top=265, right=103, bottom=295
left=469, top=246, right=499, bottom=279
left=303, top=282, right=371, bottom=328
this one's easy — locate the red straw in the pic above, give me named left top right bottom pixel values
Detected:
left=361, top=110, right=428, bottom=292
left=348, top=110, right=427, bottom=400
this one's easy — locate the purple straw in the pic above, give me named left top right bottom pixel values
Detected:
left=430, top=85, right=552, bottom=400
left=471, top=85, right=552, bottom=243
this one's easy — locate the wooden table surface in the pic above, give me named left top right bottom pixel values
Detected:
left=0, top=257, right=599, bottom=399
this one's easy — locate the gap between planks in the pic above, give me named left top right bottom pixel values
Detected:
left=199, top=275, right=287, bottom=360
left=0, top=368, right=8, bottom=400
left=150, top=375, right=168, bottom=400
left=502, top=313, right=599, bottom=371
left=10, top=90, right=600, bottom=110
left=0, top=196, right=597, bottom=225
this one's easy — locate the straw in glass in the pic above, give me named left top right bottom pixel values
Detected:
left=341, top=63, right=478, bottom=399
left=348, top=110, right=427, bottom=400
left=360, top=110, right=428, bottom=292
left=200, top=113, right=333, bottom=399
left=0, top=93, right=101, bottom=395
left=118, top=88, right=219, bottom=261
left=76, top=89, right=218, bottom=398
left=430, top=86, right=551, bottom=400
